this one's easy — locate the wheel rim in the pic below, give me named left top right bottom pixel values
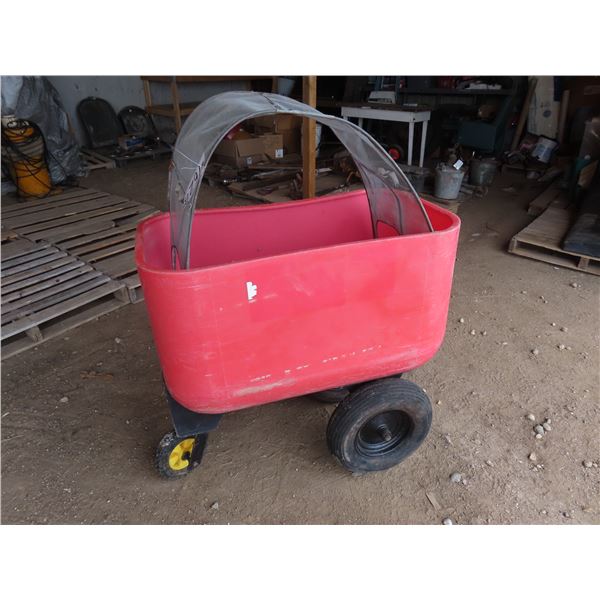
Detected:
left=168, top=438, right=195, bottom=471
left=355, top=410, right=413, bottom=456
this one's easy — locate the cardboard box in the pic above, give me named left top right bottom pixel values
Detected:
left=249, top=115, right=302, bottom=154
left=214, top=136, right=267, bottom=168
left=281, top=129, right=301, bottom=155
left=258, top=133, right=284, bottom=160
left=253, top=114, right=303, bottom=134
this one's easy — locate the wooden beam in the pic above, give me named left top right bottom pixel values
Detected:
left=302, top=76, right=317, bottom=199
left=170, top=77, right=183, bottom=133
left=511, top=77, right=537, bottom=151
left=142, top=78, right=152, bottom=109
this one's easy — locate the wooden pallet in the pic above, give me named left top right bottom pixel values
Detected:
left=48, top=215, right=151, bottom=303
left=508, top=205, right=600, bottom=275
left=1, top=225, right=18, bottom=242
left=1, top=187, right=158, bottom=302
left=421, top=193, right=461, bottom=214
left=527, top=183, right=566, bottom=216
left=81, top=148, right=116, bottom=171
left=1, top=238, right=129, bottom=358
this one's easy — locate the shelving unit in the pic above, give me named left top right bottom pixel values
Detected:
left=141, top=76, right=278, bottom=132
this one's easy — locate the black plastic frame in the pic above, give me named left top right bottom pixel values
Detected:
left=164, top=384, right=223, bottom=437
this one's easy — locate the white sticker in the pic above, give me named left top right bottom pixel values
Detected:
left=275, top=148, right=284, bottom=158
left=453, top=159, right=463, bottom=170
left=246, top=281, right=258, bottom=301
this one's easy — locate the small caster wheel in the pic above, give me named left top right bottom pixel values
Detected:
left=155, top=431, right=207, bottom=478
left=326, top=378, right=431, bottom=474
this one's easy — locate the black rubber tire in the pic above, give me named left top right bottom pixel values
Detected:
left=311, top=386, right=352, bottom=403
left=155, top=431, right=207, bottom=478
left=326, top=378, right=432, bottom=473
left=311, top=374, right=403, bottom=404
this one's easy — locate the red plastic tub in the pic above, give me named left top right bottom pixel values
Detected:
left=136, top=190, right=460, bottom=414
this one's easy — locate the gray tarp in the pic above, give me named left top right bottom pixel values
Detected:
left=1, top=76, right=84, bottom=183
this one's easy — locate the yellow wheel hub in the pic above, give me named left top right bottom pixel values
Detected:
left=168, top=438, right=195, bottom=471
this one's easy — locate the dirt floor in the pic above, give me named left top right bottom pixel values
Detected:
left=2, top=158, right=599, bottom=524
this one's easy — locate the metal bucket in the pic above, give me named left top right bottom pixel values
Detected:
left=405, top=167, right=429, bottom=193
left=434, top=164, right=465, bottom=200
left=469, top=159, right=497, bottom=186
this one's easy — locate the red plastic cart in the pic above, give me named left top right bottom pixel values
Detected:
left=135, top=92, right=460, bottom=478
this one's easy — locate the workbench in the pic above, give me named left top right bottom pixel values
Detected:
left=341, top=104, right=431, bottom=167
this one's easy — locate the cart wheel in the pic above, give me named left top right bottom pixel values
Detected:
left=387, top=145, right=404, bottom=163
left=326, top=378, right=431, bottom=473
left=155, top=431, right=207, bottom=478
left=312, top=374, right=403, bottom=404
left=311, top=386, right=351, bottom=403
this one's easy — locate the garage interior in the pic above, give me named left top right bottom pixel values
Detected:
left=1, top=74, right=599, bottom=525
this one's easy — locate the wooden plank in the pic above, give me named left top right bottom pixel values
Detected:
left=514, top=206, right=573, bottom=250
left=1, top=227, right=18, bottom=242
left=6, top=198, right=135, bottom=232
left=122, top=274, right=143, bottom=303
left=1, top=239, right=47, bottom=261
left=2, top=195, right=133, bottom=229
left=511, top=77, right=537, bottom=151
left=58, top=227, right=136, bottom=252
left=77, top=239, right=136, bottom=262
left=2, top=270, right=105, bottom=323
left=1, top=279, right=123, bottom=340
left=42, top=220, right=117, bottom=245
left=93, top=251, right=137, bottom=278
left=142, top=75, right=275, bottom=83
left=146, top=103, right=199, bottom=118
left=2, top=264, right=93, bottom=303
left=13, top=201, right=137, bottom=236
left=1, top=247, right=59, bottom=270
left=1, top=260, right=87, bottom=296
left=24, top=206, right=146, bottom=241
left=1, top=297, right=126, bottom=360
left=421, top=193, right=461, bottom=214
left=171, top=77, right=183, bottom=132
left=302, top=76, right=317, bottom=199
left=1, top=189, right=109, bottom=217
left=1, top=274, right=113, bottom=325
left=116, top=208, right=159, bottom=226
left=143, top=78, right=152, bottom=108
left=1, top=248, right=63, bottom=277
left=2, top=190, right=109, bottom=218
left=112, top=201, right=157, bottom=216
left=527, top=183, right=564, bottom=217
left=1, top=254, right=73, bottom=286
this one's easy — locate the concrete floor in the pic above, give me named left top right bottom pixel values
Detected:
left=2, top=157, right=599, bottom=524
